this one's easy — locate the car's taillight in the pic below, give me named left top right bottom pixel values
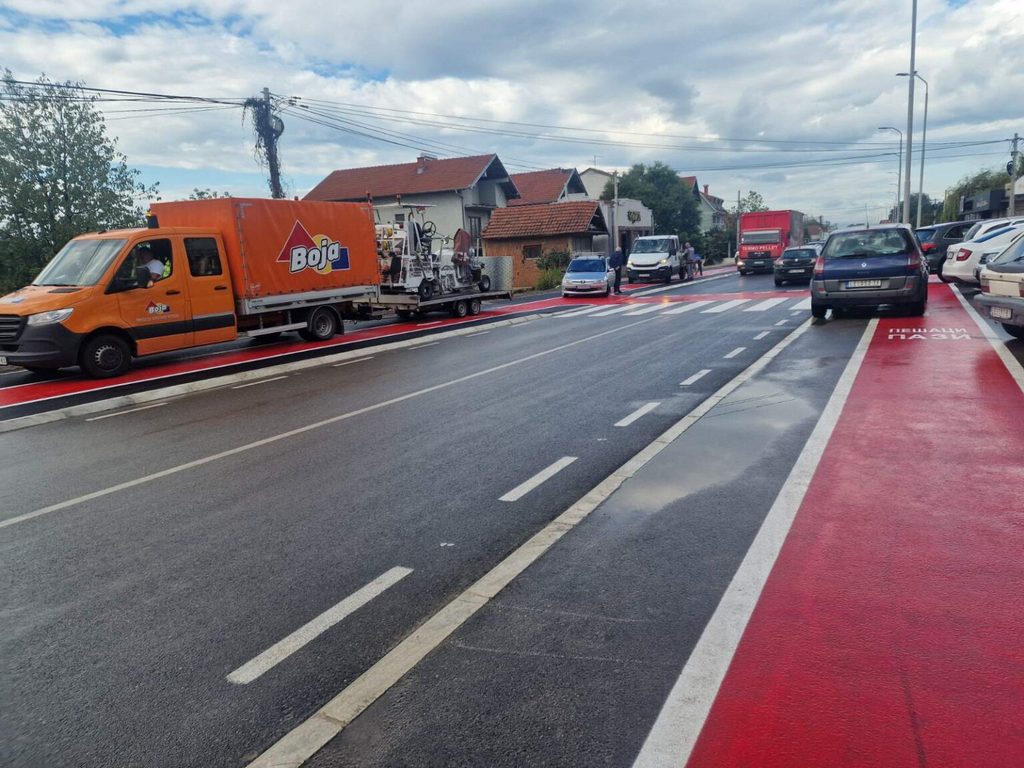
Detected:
left=921, top=242, right=935, bottom=252
left=980, top=276, right=990, bottom=293
left=907, top=251, right=922, bottom=271
left=813, top=255, right=825, bottom=277
left=774, top=258, right=784, bottom=266
left=956, top=248, right=972, bottom=262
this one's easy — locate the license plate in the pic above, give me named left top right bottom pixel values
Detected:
left=990, top=306, right=1012, bottom=320
left=0, top=356, right=6, bottom=366
left=846, top=279, right=882, bottom=288
left=789, top=268, right=805, bottom=273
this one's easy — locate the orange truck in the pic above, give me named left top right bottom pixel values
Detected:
left=0, top=198, right=380, bottom=377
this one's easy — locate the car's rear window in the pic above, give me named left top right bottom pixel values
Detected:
left=784, top=248, right=816, bottom=258
left=822, top=230, right=913, bottom=259
left=916, top=229, right=936, bottom=243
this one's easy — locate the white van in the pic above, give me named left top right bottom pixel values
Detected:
left=626, top=235, right=680, bottom=283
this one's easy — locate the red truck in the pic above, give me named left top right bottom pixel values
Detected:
left=737, top=210, right=805, bottom=275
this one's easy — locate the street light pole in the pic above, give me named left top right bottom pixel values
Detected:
left=899, top=71, right=929, bottom=227
left=879, top=126, right=903, bottom=222
left=903, top=0, right=918, bottom=224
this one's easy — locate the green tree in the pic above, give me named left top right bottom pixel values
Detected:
left=601, top=162, right=700, bottom=240
left=189, top=187, right=231, bottom=200
left=940, top=167, right=1015, bottom=223
left=0, top=72, right=157, bottom=292
left=737, top=190, right=768, bottom=213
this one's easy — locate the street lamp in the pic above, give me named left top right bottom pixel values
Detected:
left=902, top=0, right=919, bottom=225
left=878, top=126, right=903, bottom=222
left=898, top=71, right=928, bottom=227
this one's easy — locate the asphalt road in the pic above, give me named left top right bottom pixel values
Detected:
left=2, top=271, right=1020, bottom=767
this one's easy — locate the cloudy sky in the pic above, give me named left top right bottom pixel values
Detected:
left=2, top=0, right=1021, bottom=225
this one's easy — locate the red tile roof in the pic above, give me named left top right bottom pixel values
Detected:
left=482, top=201, right=606, bottom=239
left=508, top=168, right=582, bottom=206
left=305, top=154, right=514, bottom=201
left=680, top=175, right=698, bottom=190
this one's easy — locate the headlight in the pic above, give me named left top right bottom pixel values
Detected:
left=27, top=308, right=74, bottom=326
left=659, top=258, right=669, bottom=265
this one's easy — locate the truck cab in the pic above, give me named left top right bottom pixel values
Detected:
left=0, top=228, right=237, bottom=377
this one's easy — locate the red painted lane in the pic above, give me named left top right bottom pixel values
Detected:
left=687, top=283, right=1024, bottom=767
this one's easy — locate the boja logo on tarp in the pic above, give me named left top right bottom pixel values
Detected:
left=276, top=221, right=350, bottom=274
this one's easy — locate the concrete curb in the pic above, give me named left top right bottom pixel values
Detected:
left=0, top=312, right=551, bottom=434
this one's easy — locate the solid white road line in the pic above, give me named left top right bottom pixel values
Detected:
left=624, top=304, right=669, bottom=316
left=614, top=401, right=661, bottom=427
left=680, top=370, right=711, bottom=387
left=951, top=285, right=1024, bottom=394
left=775, top=319, right=789, bottom=326
left=332, top=357, right=374, bottom=367
left=227, top=567, right=413, bottom=685
left=499, top=456, right=578, bottom=502
left=632, top=319, right=876, bottom=768
left=85, top=402, right=168, bottom=421
left=591, top=305, right=636, bottom=317
left=244, top=319, right=815, bottom=768
left=462, top=331, right=490, bottom=338
left=415, top=320, right=443, bottom=327
left=661, top=300, right=714, bottom=315
left=702, top=299, right=749, bottom=313
left=743, top=298, right=788, bottom=312
left=753, top=331, right=770, bottom=340
left=231, top=376, right=288, bottom=390
left=408, top=342, right=440, bottom=350
left=0, top=320, right=652, bottom=531
left=790, top=297, right=813, bottom=310
left=555, top=305, right=604, bottom=317
left=724, top=347, right=746, bottom=359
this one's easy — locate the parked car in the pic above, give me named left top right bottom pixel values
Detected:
left=976, top=235, right=1024, bottom=339
left=773, top=246, right=817, bottom=285
left=914, top=221, right=972, bottom=276
left=810, top=224, right=928, bottom=319
left=626, top=235, right=679, bottom=283
left=961, top=216, right=1024, bottom=242
left=561, top=255, right=613, bottom=298
left=942, top=226, right=1024, bottom=286
left=804, top=240, right=825, bottom=254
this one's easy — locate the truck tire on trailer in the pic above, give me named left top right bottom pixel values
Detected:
left=478, top=275, right=491, bottom=292
left=468, top=298, right=482, bottom=316
left=80, top=333, right=132, bottom=378
left=418, top=281, right=435, bottom=300
left=450, top=299, right=469, bottom=318
left=300, top=306, right=339, bottom=341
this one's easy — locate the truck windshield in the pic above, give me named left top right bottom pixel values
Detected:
left=741, top=230, right=780, bottom=245
left=567, top=259, right=606, bottom=273
left=34, top=238, right=126, bottom=286
left=631, top=239, right=671, bottom=253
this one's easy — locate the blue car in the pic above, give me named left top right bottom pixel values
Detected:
left=811, top=224, right=928, bottom=319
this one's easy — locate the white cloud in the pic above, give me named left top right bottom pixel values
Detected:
left=1, top=0, right=1021, bottom=219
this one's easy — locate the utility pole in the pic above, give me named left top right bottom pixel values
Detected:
left=735, top=190, right=741, bottom=260
left=245, top=87, right=285, bottom=199
left=612, top=170, right=620, bottom=253
left=903, top=0, right=918, bottom=224
left=1010, top=133, right=1020, bottom=217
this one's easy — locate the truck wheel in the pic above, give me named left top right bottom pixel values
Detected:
left=774, top=278, right=784, bottom=287
left=468, top=298, right=482, bottom=316
left=300, top=307, right=338, bottom=341
left=80, top=334, right=131, bottom=378
left=396, top=309, right=414, bottom=319
left=418, top=281, right=434, bottom=300
left=1001, top=323, right=1024, bottom=340
left=478, top=275, right=491, bottom=292
left=451, top=300, right=469, bottom=318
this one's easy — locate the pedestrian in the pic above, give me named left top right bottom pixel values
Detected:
left=610, top=247, right=624, bottom=294
left=694, top=249, right=704, bottom=276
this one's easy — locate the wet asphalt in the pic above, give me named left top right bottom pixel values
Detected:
left=0, top=272, right=877, bottom=766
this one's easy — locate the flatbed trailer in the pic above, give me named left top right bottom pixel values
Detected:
left=352, top=289, right=513, bottom=320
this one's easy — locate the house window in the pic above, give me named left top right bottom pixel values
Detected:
left=522, top=244, right=542, bottom=261
left=468, top=216, right=482, bottom=238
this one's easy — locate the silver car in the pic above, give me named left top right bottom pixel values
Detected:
left=561, top=256, right=613, bottom=298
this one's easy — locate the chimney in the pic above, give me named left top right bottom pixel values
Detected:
left=416, top=153, right=436, bottom=175
left=703, top=184, right=709, bottom=195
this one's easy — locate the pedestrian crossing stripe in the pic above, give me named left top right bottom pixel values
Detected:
left=555, top=297, right=810, bottom=318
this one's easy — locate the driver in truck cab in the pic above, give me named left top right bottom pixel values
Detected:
left=134, top=244, right=168, bottom=286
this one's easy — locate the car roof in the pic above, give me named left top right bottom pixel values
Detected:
left=830, top=223, right=914, bottom=234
